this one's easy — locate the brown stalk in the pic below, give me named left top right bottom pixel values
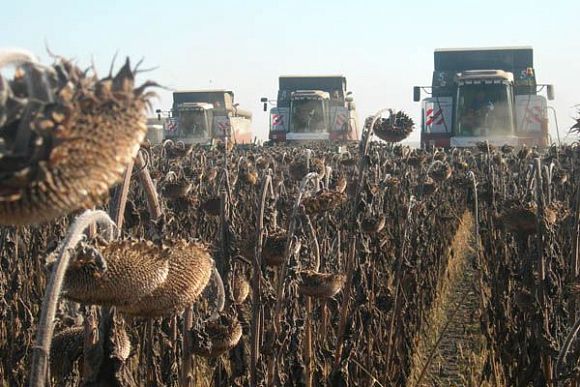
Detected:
left=468, top=170, right=501, bottom=384
left=302, top=213, right=320, bottom=387
left=268, top=172, right=319, bottom=385
left=251, top=173, right=273, bottom=386
left=110, top=160, right=135, bottom=227
left=135, top=151, right=162, bottom=219
left=304, top=295, right=314, bottom=387
left=384, top=195, right=416, bottom=375
left=82, top=161, right=134, bottom=385
left=181, top=307, right=194, bottom=387
left=29, top=210, right=115, bottom=387
left=322, top=233, right=341, bottom=378
left=270, top=172, right=321, bottom=328
left=555, top=317, right=580, bottom=385
left=219, top=189, right=233, bottom=303
left=333, top=237, right=356, bottom=371
left=328, top=109, right=385, bottom=377
left=569, top=184, right=580, bottom=323
left=303, top=214, right=321, bottom=272
left=566, top=180, right=580, bottom=387
left=535, top=158, right=553, bottom=383
left=354, top=108, right=390, bottom=205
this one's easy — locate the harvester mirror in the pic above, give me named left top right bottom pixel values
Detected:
left=260, top=97, right=268, bottom=111
left=413, top=87, right=421, bottom=102
left=156, top=109, right=161, bottom=120
left=546, top=84, right=555, bottom=100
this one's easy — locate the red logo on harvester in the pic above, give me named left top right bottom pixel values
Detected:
left=272, top=114, right=284, bottom=127
left=217, top=120, right=231, bottom=134
left=425, top=108, right=445, bottom=126
left=218, top=122, right=230, bottom=130
left=165, top=117, right=178, bottom=133
left=335, top=113, right=347, bottom=128
left=524, top=106, right=543, bottom=124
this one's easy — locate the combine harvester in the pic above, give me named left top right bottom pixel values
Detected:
left=262, top=76, right=359, bottom=143
left=152, top=90, right=253, bottom=145
left=414, top=46, right=555, bottom=148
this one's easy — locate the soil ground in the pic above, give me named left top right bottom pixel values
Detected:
left=410, top=212, right=491, bottom=387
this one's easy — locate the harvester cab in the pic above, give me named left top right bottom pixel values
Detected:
left=414, top=47, right=555, bottom=148
left=175, top=102, right=214, bottom=140
left=263, top=76, right=359, bottom=143
left=290, top=90, right=330, bottom=135
left=165, top=90, right=253, bottom=145
left=455, top=70, right=516, bottom=139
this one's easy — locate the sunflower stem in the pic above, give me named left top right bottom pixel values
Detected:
left=29, top=210, right=115, bottom=387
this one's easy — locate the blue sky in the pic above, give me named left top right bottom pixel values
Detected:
left=2, top=0, right=579, bottom=142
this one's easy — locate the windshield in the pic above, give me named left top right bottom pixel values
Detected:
left=290, top=98, right=328, bottom=133
left=456, top=83, right=515, bottom=136
left=178, top=110, right=209, bottom=137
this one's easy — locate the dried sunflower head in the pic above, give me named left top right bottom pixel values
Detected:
left=233, top=275, right=250, bottom=304
left=0, top=51, right=155, bottom=225
left=262, top=229, right=288, bottom=267
left=570, top=113, right=580, bottom=134
left=61, top=238, right=170, bottom=307
left=301, top=190, right=347, bottom=215
left=366, top=110, right=414, bottom=143
left=49, top=326, right=84, bottom=383
left=117, top=239, right=214, bottom=317
left=190, top=314, right=243, bottom=357
left=298, top=270, right=346, bottom=299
